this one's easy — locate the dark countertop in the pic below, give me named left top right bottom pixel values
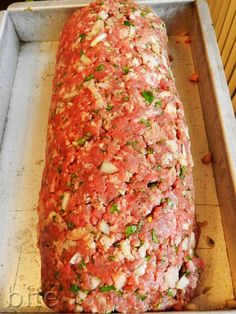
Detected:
left=1, top=1, right=21, bottom=10
left=1, top=1, right=45, bottom=10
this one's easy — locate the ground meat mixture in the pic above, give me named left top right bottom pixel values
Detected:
left=37, top=0, right=202, bottom=312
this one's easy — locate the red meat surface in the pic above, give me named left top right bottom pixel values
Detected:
left=37, top=0, right=202, bottom=312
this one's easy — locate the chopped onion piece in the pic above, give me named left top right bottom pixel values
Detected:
left=70, top=227, right=88, bottom=240
left=88, top=20, right=104, bottom=38
left=138, top=241, right=149, bottom=258
left=61, top=192, right=70, bottom=210
left=176, top=275, right=190, bottom=289
left=164, top=266, right=179, bottom=288
left=67, top=298, right=75, bottom=306
left=112, top=272, right=127, bottom=290
left=100, top=160, right=118, bottom=174
left=165, top=102, right=176, bottom=115
left=183, top=223, right=189, bottom=230
left=75, top=305, right=83, bottom=312
left=91, top=33, right=107, bottom=47
left=99, top=10, right=109, bottom=20
left=90, top=275, right=101, bottom=290
left=83, top=79, right=104, bottom=107
left=134, top=263, right=147, bottom=277
left=182, top=237, right=189, bottom=251
left=98, top=220, right=110, bottom=235
left=100, top=235, right=114, bottom=251
left=63, top=90, right=78, bottom=100
left=70, top=252, right=82, bottom=265
left=121, top=239, right=134, bottom=260
left=189, top=232, right=196, bottom=248
left=80, top=54, right=92, bottom=65
left=166, top=140, right=178, bottom=154
left=76, top=291, right=87, bottom=303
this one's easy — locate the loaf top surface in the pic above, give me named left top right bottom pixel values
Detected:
left=37, top=0, right=202, bottom=312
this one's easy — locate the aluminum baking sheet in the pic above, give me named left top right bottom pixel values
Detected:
left=0, top=0, right=236, bottom=312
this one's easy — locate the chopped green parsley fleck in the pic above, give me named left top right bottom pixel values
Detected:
left=126, top=140, right=138, bottom=147
left=99, top=285, right=116, bottom=293
left=145, top=254, right=151, bottom=262
left=185, top=270, right=191, bottom=277
left=135, top=291, right=147, bottom=301
left=125, top=225, right=137, bottom=237
left=179, top=165, right=187, bottom=179
left=79, top=33, right=86, bottom=42
left=67, top=222, right=74, bottom=230
left=155, top=100, right=163, bottom=107
left=110, top=203, right=120, bottom=214
left=167, top=198, right=174, bottom=207
left=95, top=64, right=105, bottom=72
left=146, top=147, right=154, bottom=154
left=123, top=67, right=129, bottom=75
left=123, top=20, right=133, bottom=26
left=141, top=9, right=151, bottom=17
left=186, top=255, right=192, bottom=261
left=137, top=220, right=143, bottom=232
left=92, top=109, right=101, bottom=114
left=70, top=284, right=79, bottom=293
left=139, top=118, right=151, bottom=128
left=151, top=229, right=159, bottom=244
left=141, top=90, right=154, bottom=104
left=106, top=104, right=113, bottom=111
left=76, top=132, right=92, bottom=146
left=78, top=259, right=86, bottom=270
left=84, top=74, right=94, bottom=82
left=167, top=289, right=174, bottom=297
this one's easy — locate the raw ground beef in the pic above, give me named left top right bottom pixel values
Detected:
left=37, top=0, right=203, bottom=312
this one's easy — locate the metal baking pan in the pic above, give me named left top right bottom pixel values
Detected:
left=0, top=0, right=236, bottom=312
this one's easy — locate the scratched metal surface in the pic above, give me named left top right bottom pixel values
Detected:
left=0, top=0, right=236, bottom=312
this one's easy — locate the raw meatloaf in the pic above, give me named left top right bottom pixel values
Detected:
left=37, top=0, right=202, bottom=312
